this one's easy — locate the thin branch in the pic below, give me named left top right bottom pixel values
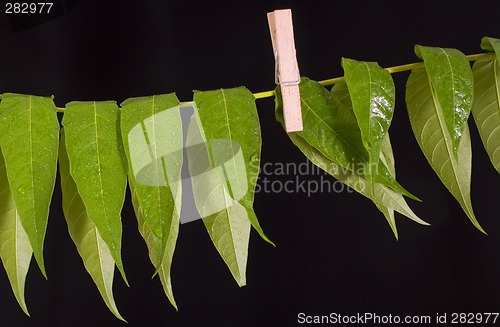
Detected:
left=5, top=52, right=497, bottom=113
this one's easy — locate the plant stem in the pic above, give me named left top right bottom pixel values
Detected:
left=10, top=52, right=500, bottom=112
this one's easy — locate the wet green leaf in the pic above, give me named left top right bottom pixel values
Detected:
left=0, top=152, right=32, bottom=316
left=414, top=45, right=473, bottom=158
left=342, top=58, right=395, bottom=178
left=276, top=78, right=418, bottom=200
left=287, top=133, right=427, bottom=227
left=0, top=93, right=59, bottom=278
left=62, top=101, right=128, bottom=283
left=187, top=112, right=250, bottom=286
left=59, top=130, right=125, bottom=322
left=130, top=183, right=178, bottom=309
left=471, top=59, right=500, bottom=173
left=331, top=82, right=402, bottom=238
left=406, top=68, right=484, bottom=233
left=472, top=38, right=500, bottom=173
left=120, top=94, right=182, bottom=308
left=192, top=87, right=271, bottom=245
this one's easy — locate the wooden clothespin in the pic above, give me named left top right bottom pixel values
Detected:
left=267, top=9, right=303, bottom=132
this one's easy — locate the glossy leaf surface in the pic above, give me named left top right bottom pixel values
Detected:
left=59, top=130, right=125, bottom=321
left=276, top=78, right=418, bottom=200
left=120, top=94, right=182, bottom=271
left=287, top=133, right=426, bottom=227
left=0, top=152, right=32, bottom=316
left=62, top=101, right=128, bottom=282
left=0, top=93, right=59, bottom=278
left=331, top=82, right=401, bottom=238
left=342, top=58, right=395, bottom=178
left=415, top=45, right=473, bottom=157
left=406, top=68, right=483, bottom=233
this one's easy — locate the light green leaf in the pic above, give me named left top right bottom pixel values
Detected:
left=471, top=59, right=500, bottom=173
left=342, top=58, right=395, bottom=178
left=414, top=45, right=473, bottom=158
left=0, top=93, right=59, bottom=278
left=59, top=130, right=125, bottom=322
left=0, top=152, right=33, bottom=316
left=62, top=101, right=128, bottom=283
left=186, top=111, right=250, bottom=286
left=480, top=36, right=500, bottom=63
left=277, top=77, right=418, bottom=201
left=120, top=94, right=182, bottom=272
left=287, top=133, right=427, bottom=227
left=406, top=68, right=484, bottom=233
left=192, top=87, right=271, bottom=245
left=130, top=183, right=178, bottom=309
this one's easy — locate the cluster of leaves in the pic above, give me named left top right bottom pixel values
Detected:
left=276, top=37, right=500, bottom=238
left=0, top=89, right=270, bottom=320
left=0, top=36, right=499, bottom=320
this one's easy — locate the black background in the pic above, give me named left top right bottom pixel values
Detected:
left=1, top=0, right=500, bottom=326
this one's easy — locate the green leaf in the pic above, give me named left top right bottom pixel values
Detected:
left=186, top=107, right=250, bottom=287
left=130, top=183, right=179, bottom=309
left=0, top=152, right=33, bottom=316
left=120, top=94, right=182, bottom=271
left=406, top=68, right=484, bottom=233
left=277, top=77, right=418, bottom=201
left=192, top=87, right=272, bottom=245
left=0, top=93, right=59, bottom=278
left=342, top=58, right=395, bottom=178
left=59, top=130, right=125, bottom=322
left=471, top=59, right=500, bottom=173
left=480, top=36, right=500, bottom=63
left=414, top=45, right=473, bottom=158
left=331, top=82, right=401, bottom=237
left=62, top=101, right=128, bottom=283
left=120, top=94, right=182, bottom=308
left=287, top=132, right=427, bottom=227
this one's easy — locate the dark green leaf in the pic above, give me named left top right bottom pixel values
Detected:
left=414, top=45, right=473, bottom=158
left=62, top=101, right=128, bottom=283
left=287, top=133, right=427, bottom=227
left=0, top=93, right=59, bottom=278
left=342, top=58, right=395, bottom=178
left=277, top=77, right=418, bottom=200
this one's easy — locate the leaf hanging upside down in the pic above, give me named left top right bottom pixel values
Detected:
left=0, top=152, right=33, bottom=316
left=120, top=93, right=182, bottom=308
left=0, top=93, right=59, bottom=278
left=406, top=68, right=484, bottom=233
left=62, top=101, right=128, bottom=284
left=59, top=130, right=125, bottom=322
left=472, top=37, right=500, bottom=173
left=342, top=58, right=396, bottom=179
left=414, top=45, right=474, bottom=158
